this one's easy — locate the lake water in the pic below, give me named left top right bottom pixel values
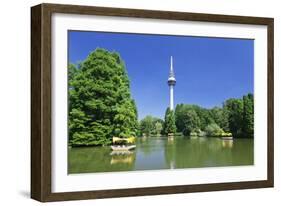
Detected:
left=68, top=136, right=254, bottom=174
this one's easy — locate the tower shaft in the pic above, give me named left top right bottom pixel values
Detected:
left=170, top=85, right=174, bottom=110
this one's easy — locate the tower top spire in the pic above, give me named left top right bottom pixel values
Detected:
left=169, top=56, right=174, bottom=78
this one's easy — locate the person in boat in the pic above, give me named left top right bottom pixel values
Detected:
left=112, top=136, right=136, bottom=145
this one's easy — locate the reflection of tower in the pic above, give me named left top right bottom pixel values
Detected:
left=168, top=56, right=176, bottom=110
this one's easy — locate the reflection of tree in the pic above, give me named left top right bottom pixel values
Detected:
left=137, top=136, right=159, bottom=156
left=164, top=138, right=176, bottom=169
left=163, top=137, right=239, bottom=169
left=207, top=138, right=222, bottom=151
left=222, top=140, right=233, bottom=148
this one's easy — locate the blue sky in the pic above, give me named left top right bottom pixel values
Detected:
left=68, top=31, right=254, bottom=120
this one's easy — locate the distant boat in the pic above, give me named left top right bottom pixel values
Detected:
left=221, top=136, right=233, bottom=140
left=111, top=145, right=136, bottom=151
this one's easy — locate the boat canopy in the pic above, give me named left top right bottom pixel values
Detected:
left=112, top=136, right=136, bottom=144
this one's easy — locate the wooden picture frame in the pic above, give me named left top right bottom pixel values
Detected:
left=31, top=3, right=274, bottom=202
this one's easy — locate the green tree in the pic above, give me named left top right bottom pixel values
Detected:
left=242, top=93, right=254, bottom=138
left=195, top=107, right=214, bottom=130
left=205, top=123, right=223, bottom=136
left=68, top=48, right=138, bottom=146
left=175, top=104, right=214, bottom=132
left=155, top=121, right=163, bottom=136
left=210, top=106, right=229, bottom=132
left=68, top=63, right=78, bottom=82
left=174, top=93, right=253, bottom=138
left=139, top=115, right=154, bottom=136
left=113, top=100, right=138, bottom=138
left=152, top=118, right=164, bottom=135
left=139, top=116, right=164, bottom=136
left=164, top=108, right=177, bottom=135
left=224, top=98, right=244, bottom=138
left=181, top=110, right=201, bottom=136
left=175, top=104, right=186, bottom=132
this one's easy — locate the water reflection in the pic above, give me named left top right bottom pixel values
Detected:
left=68, top=136, right=253, bottom=174
left=110, top=151, right=135, bottom=165
left=222, top=139, right=233, bottom=148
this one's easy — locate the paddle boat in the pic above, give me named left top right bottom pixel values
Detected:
left=110, top=144, right=136, bottom=151
left=111, top=136, right=136, bottom=151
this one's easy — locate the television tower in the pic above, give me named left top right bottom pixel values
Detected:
left=168, top=56, right=176, bottom=110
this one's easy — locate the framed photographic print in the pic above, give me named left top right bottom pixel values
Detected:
left=31, top=3, right=274, bottom=202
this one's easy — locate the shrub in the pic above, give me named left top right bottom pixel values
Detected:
left=198, top=130, right=207, bottom=137
left=190, top=131, right=198, bottom=136
left=205, top=123, right=224, bottom=137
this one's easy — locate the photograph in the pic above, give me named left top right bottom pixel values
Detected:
left=67, top=31, right=254, bottom=174
left=30, top=3, right=274, bottom=201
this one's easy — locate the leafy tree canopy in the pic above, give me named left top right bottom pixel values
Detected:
left=68, top=48, right=138, bottom=146
left=139, top=115, right=164, bottom=136
left=175, top=93, right=254, bottom=138
left=164, top=108, right=177, bottom=135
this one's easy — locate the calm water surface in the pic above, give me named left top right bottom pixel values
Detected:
left=68, top=136, right=253, bottom=174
